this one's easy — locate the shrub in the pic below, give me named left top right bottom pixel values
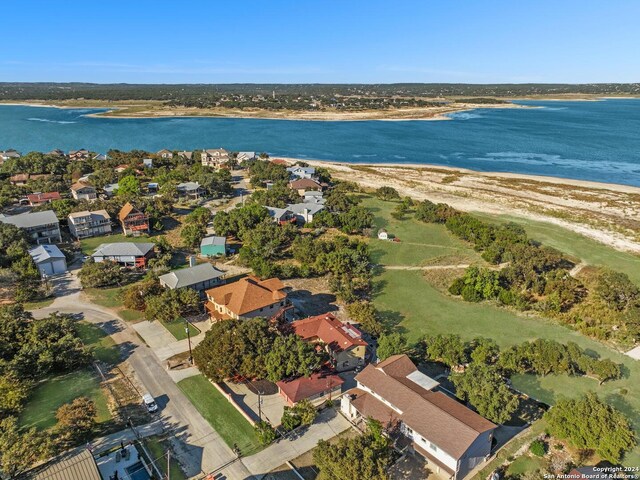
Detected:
left=530, top=439, right=546, bottom=457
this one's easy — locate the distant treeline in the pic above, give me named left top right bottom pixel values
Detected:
left=0, top=82, right=638, bottom=110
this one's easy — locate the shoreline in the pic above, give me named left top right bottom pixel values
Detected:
left=275, top=157, right=640, bottom=254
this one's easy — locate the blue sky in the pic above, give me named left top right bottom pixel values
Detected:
left=1, top=0, right=638, bottom=84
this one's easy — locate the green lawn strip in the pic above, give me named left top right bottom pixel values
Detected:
left=159, top=318, right=200, bottom=341
left=472, top=212, right=640, bottom=286
left=373, top=269, right=640, bottom=465
left=143, top=435, right=186, bottom=480
left=177, top=375, right=262, bottom=455
left=506, top=455, right=546, bottom=476
left=361, top=197, right=483, bottom=266
left=120, top=309, right=145, bottom=322
left=75, top=321, right=121, bottom=365
left=19, top=369, right=111, bottom=430
left=85, top=286, right=125, bottom=308
left=80, top=234, right=157, bottom=255
left=23, top=297, right=55, bottom=310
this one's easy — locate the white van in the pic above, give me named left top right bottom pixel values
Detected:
left=143, top=393, right=158, bottom=413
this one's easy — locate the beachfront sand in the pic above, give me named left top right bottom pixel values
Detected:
left=277, top=157, right=640, bottom=253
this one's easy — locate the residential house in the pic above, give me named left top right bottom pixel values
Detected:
left=286, top=202, right=325, bottom=224
left=114, top=164, right=130, bottom=173
left=157, top=149, right=173, bottom=159
left=0, top=210, right=61, bottom=244
left=24, top=448, right=101, bottom=480
left=237, top=151, right=256, bottom=163
left=287, top=166, right=316, bottom=180
left=292, top=313, right=368, bottom=372
left=118, top=202, right=150, bottom=236
left=103, top=183, right=119, bottom=197
left=277, top=371, right=344, bottom=407
left=47, top=148, right=65, bottom=156
left=69, top=149, right=90, bottom=160
left=271, top=159, right=288, bottom=166
left=302, top=190, right=325, bottom=204
left=9, top=173, right=50, bottom=185
left=143, top=158, right=153, bottom=168
left=201, top=148, right=230, bottom=168
left=204, top=275, right=289, bottom=322
left=159, top=263, right=225, bottom=294
left=0, top=149, right=21, bottom=161
left=29, top=244, right=67, bottom=277
left=200, top=236, right=227, bottom=257
left=288, top=178, right=323, bottom=196
left=177, top=151, right=193, bottom=161
left=27, top=192, right=61, bottom=206
left=177, top=181, right=205, bottom=199
left=68, top=210, right=112, bottom=239
left=266, top=206, right=295, bottom=225
left=93, top=153, right=108, bottom=161
left=341, top=355, right=497, bottom=480
left=92, top=242, right=155, bottom=268
left=71, top=182, right=97, bottom=201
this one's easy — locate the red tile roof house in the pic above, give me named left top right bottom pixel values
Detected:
left=341, top=355, right=497, bottom=480
left=27, top=192, right=61, bottom=206
left=277, top=371, right=344, bottom=407
left=118, top=202, right=150, bottom=236
left=204, top=275, right=291, bottom=322
left=292, top=313, right=369, bottom=372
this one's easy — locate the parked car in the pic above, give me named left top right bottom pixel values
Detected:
left=142, top=393, right=158, bottom=413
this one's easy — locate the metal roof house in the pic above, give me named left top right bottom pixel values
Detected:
left=159, top=263, right=225, bottom=293
left=200, top=236, right=227, bottom=257
left=0, top=210, right=61, bottom=244
left=29, top=244, right=67, bottom=277
left=24, top=448, right=101, bottom=480
left=92, top=242, right=155, bottom=268
left=286, top=203, right=326, bottom=224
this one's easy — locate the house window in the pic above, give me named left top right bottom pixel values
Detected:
left=430, top=442, right=438, bottom=452
left=260, top=308, right=264, bottom=312
left=405, top=426, right=413, bottom=435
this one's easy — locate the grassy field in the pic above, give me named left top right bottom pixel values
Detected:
left=84, top=286, right=145, bottom=322
left=473, top=212, right=640, bottom=286
left=144, top=435, right=186, bottom=480
left=506, top=455, right=546, bottom=476
left=23, top=297, right=55, bottom=310
left=159, top=318, right=200, bottom=341
left=80, top=234, right=156, bottom=255
left=366, top=197, right=640, bottom=465
left=19, top=370, right=111, bottom=430
left=75, top=321, right=121, bottom=365
left=177, top=375, right=262, bottom=456
left=362, top=197, right=483, bottom=266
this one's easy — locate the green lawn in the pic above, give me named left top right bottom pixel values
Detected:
left=159, top=318, right=200, bottom=341
left=367, top=198, right=640, bottom=465
left=473, top=212, right=640, bottom=286
left=506, top=455, right=546, bottom=476
left=362, top=197, right=483, bottom=266
left=85, top=286, right=144, bottom=322
left=80, top=234, right=155, bottom=255
left=144, top=436, right=186, bottom=480
left=75, top=321, right=121, bottom=365
left=19, top=370, right=111, bottom=430
left=177, top=375, right=262, bottom=456
left=23, top=297, right=55, bottom=310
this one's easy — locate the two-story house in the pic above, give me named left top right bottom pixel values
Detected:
left=69, top=149, right=90, bottom=161
left=0, top=210, right=62, bottom=244
left=118, top=202, right=150, bottom=236
left=292, top=313, right=368, bottom=372
left=68, top=210, right=112, bottom=239
left=70, top=182, right=97, bottom=201
left=157, top=149, right=173, bottom=159
left=201, top=148, right=230, bottom=168
left=287, top=166, right=316, bottom=180
left=159, top=263, right=225, bottom=296
left=341, top=355, right=496, bottom=480
left=176, top=181, right=205, bottom=200
left=288, top=178, right=323, bottom=196
left=204, top=275, right=289, bottom=322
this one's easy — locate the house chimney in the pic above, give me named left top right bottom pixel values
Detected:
left=189, top=255, right=197, bottom=267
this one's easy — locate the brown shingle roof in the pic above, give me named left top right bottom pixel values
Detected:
left=292, top=313, right=368, bottom=352
left=277, top=371, right=344, bottom=403
left=205, top=275, right=287, bottom=316
left=353, top=355, right=496, bottom=459
left=27, top=192, right=61, bottom=203
left=70, top=181, right=94, bottom=192
left=289, top=179, right=322, bottom=190
left=118, top=202, right=140, bottom=222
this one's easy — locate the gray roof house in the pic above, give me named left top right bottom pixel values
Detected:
left=286, top=203, right=325, bottom=224
left=159, top=263, right=225, bottom=293
left=177, top=181, right=205, bottom=199
left=92, top=242, right=155, bottom=268
left=0, top=149, right=21, bottom=160
left=0, top=210, right=61, bottom=244
left=103, top=183, right=119, bottom=197
left=237, top=152, right=256, bottom=162
left=29, top=244, right=67, bottom=277
left=266, top=206, right=295, bottom=224
left=287, top=166, right=316, bottom=179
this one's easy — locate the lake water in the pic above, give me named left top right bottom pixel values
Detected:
left=1, top=99, right=639, bottom=186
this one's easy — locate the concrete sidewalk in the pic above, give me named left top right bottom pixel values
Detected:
left=241, top=408, right=352, bottom=477
left=89, top=421, right=165, bottom=453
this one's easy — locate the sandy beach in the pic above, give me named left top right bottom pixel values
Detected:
left=276, top=157, right=640, bottom=253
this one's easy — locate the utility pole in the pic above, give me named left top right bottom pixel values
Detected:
left=166, top=450, right=170, bottom=480
left=184, top=319, right=193, bottom=364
